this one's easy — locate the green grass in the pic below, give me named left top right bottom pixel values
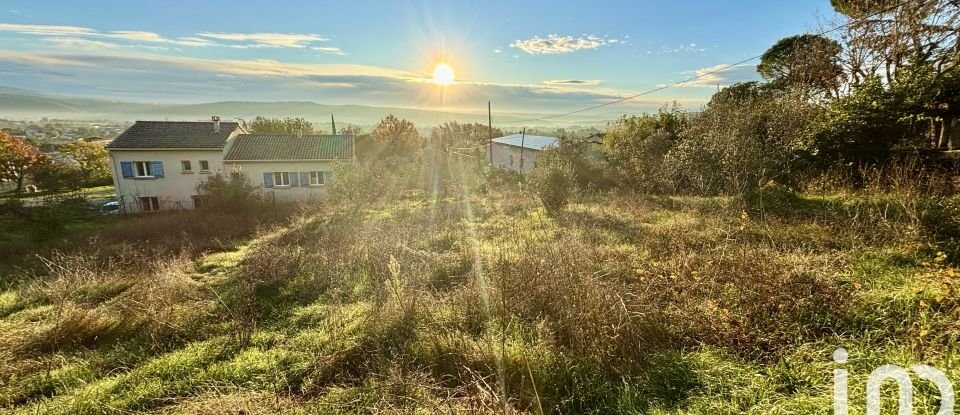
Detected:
left=0, top=165, right=957, bottom=414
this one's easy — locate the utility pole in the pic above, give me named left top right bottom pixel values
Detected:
left=519, top=127, right=526, bottom=177
left=488, top=101, right=493, bottom=165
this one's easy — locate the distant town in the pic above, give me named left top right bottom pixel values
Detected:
left=0, top=118, right=129, bottom=147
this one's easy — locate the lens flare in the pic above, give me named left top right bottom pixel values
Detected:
left=432, top=63, right=455, bottom=85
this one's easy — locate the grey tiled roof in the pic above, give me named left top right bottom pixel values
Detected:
left=107, top=121, right=241, bottom=149
left=224, top=134, right=354, bottom=161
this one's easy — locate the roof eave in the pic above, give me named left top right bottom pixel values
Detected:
left=223, top=158, right=353, bottom=162
left=107, top=147, right=225, bottom=151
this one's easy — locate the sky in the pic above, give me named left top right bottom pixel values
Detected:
left=0, top=1, right=841, bottom=115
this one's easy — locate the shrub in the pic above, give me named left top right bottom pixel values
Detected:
left=527, top=150, right=575, bottom=215
left=195, top=169, right=262, bottom=214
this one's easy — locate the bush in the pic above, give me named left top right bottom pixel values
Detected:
left=196, top=170, right=262, bottom=214
left=527, top=150, right=575, bottom=215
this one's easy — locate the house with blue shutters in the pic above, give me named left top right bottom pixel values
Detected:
left=107, top=117, right=354, bottom=212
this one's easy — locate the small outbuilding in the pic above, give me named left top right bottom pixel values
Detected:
left=489, top=133, right=558, bottom=174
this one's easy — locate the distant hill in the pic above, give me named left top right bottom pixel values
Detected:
left=0, top=87, right=612, bottom=128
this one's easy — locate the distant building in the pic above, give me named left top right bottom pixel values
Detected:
left=106, top=117, right=354, bottom=213
left=489, top=133, right=558, bottom=174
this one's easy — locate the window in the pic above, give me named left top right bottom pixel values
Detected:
left=134, top=161, right=153, bottom=177
left=139, top=196, right=160, bottom=212
left=199, top=160, right=210, bottom=172
left=273, top=172, right=290, bottom=186
left=191, top=195, right=203, bottom=209
left=309, top=171, right=325, bottom=186
left=181, top=160, right=192, bottom=172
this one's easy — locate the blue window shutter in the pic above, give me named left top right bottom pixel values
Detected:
left=120, top=161, right=133, bottom=178
left=151, top=161, right=164, bottom=178
left=263, top=172, right=274, bottom=188
left=289, top=171, right=299, bottom=187
left=323, top=171, right=334, bottom=184
left=300, top=172, right=310, bottom=186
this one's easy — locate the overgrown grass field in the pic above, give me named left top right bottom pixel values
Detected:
left=0, top=156, right=958, bottom=414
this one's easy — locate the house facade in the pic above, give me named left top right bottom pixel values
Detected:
left=107, top=119, right=354, bottom=212
left=489, top=134, right=559, bottom=174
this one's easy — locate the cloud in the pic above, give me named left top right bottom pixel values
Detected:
left=0, top=48, right=689, bottom=115
left=0, top=22, right=342, bottom=51
left=510, top=34, right=620, bottom=55
left=672, top=64, right=761, bottom=87
left=44, top=37, right=120, bottom=50
left=543, top=79, right=601, bottom=86
left=648, top=43, right=706, bottom=55
left=0, top=22, right=96, bottom=36
left=197, top=32, right=327, bottom=48
left=310, top=46, right=345, bottom=55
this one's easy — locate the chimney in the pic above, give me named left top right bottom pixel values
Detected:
left=296, top=128, right=303, bottom=138
left=211, top=115, right=221, bottom=133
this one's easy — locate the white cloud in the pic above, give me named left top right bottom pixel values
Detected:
left=197, top=32, right=327, bottom=48
left=44, top=37, right=119, bottom=50
left=543, top=79, right=601, bottom=86
left=0, top=22, right=96, bottom=36
left=510, top=34, right=620, bottom=55
left=0, top=22, right=342, bottom=51
left=651, top=43, right=706, bottom=55
left=493, top=49, right=502, bottom=54
left=671, top=64, right=760, bottom=88
left=310, top=46, right=345, bottom=55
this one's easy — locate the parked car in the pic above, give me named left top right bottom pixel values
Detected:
left=99, top=201, right=120, bottom=215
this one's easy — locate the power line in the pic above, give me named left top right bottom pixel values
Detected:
left=499, top=0, right=915, bottom=124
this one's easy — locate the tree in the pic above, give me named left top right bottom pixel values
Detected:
left=0, top=132, right=40, bottom=194
left=757, top=34, right=843, bottom=98
left=371, top=114, right=421, bottom=156
left=527, top=149, right=575, bottom=215
left=195, top=169, right=262, bottom=214
left=666, top=83, right=819, bottom=195
left=31, top=155, right=81, bottom=194
left=249, top=116, right=315, bottom=134
left=604, top=104, right=687, bottom=192
left=60, top=140, right=111, bottom=187
left=429, top=122, right=503, bottom=148
left=338, top=125, right=364, bottom=136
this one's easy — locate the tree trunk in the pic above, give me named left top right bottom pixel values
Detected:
left=15, top=175, right=24, bottom=195
left=944, top=115, right=956, bottom=151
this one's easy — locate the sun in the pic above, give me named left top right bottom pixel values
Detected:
left=432, top=63, right=455, bottom=85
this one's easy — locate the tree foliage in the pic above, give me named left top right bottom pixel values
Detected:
left=527, top=149, right=575, bottom=215
left=0, top=132, right=40, bottom=194
left=757, top=34, right=843, bottom=98
left=249, top=116, right=315, bottom=134
left=429, top=122, right=503, bottom=148
left=604, top=105, right=687, bottom=192
left=371, top=114, right=421, bottom=156
left=60, top=140, right=111, bottom=187
left=195, top=169, right=262, bottom=214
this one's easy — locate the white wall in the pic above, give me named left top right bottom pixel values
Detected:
left=110, top=149, right=226, bottom=212
left=490, top=143, right=542, bottom=174
left=226, top=160, right=336, bottom=204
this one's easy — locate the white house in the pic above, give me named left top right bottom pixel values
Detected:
left=489, top=134, right=559, bottom=174
left=107, top=118, right=354, bottom=212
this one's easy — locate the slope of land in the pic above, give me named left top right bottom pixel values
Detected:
left=0, top=160, right=957, bottom=414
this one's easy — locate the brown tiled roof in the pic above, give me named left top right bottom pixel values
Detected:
left=224, top=134, right=354, bottom=161
left=107, top=121, right=241, bottom=149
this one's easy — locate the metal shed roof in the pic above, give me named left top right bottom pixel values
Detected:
left=491, top=134, right=559, bottom=151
